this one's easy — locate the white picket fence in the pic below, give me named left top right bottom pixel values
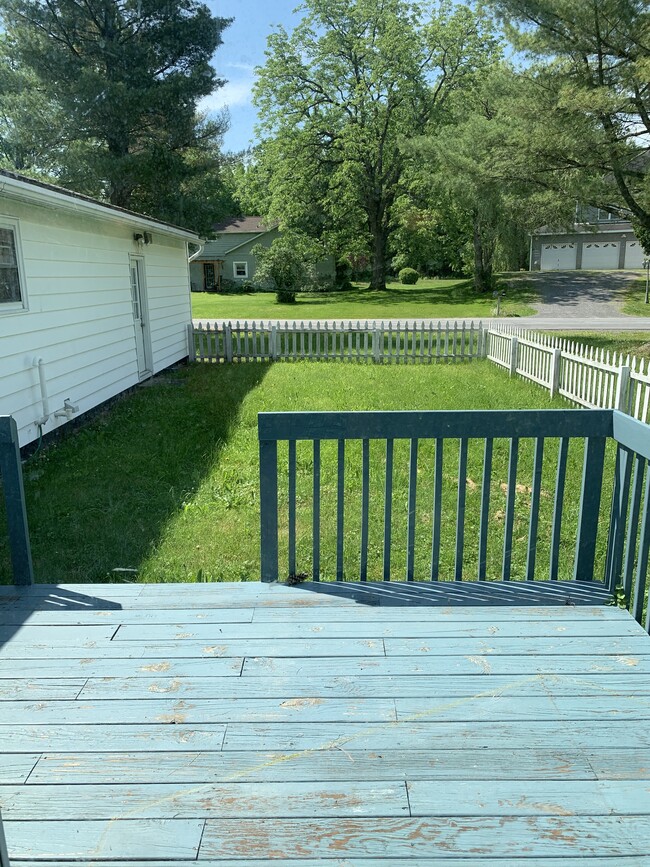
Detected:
left=189, top=319, right=650, bottom=423
left=189, top=320, right=487, bottom=364
left=487, top=325, right=650, bottom=423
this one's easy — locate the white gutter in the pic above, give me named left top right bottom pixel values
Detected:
left=188, top=241, right=205, bottom=261
left=0, top=175, right=200, bottom=243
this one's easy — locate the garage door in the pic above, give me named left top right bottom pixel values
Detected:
left=581, top=241, right=619, bottom=270
left=625, top=240, right=646, bottom=269
left=540, top=242, right=577, bottom=271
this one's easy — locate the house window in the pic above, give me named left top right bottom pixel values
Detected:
left=596, top=209, right=616, bottom=222
left=0, top=221, right=25, bottom=308
left=233, top=261, right=248, bottom=279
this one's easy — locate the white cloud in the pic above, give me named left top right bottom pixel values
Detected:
left=200, top=77, right=254, bottom=113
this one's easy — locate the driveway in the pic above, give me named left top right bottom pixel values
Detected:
left=508, top=270, right=642, bottom=319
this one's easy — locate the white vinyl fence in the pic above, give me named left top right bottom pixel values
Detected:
left=487, top=325, right=650, bottom=423
left=189, top=320, right=487, bottom=364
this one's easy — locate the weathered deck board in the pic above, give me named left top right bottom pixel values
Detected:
left=0, top=579, right=649, bottom=864
left=4, top=819, right=204, bottom=859
left=0, top=780, right=410, bottom=819
left=77, top=672, right=650, bottom=700
left=25, top=748, right=600, bottom=784
left=197, top=816, right=650, bottom=859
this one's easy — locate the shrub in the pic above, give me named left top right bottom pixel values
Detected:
left=398, top=267, right=419, bottom=285
left=276, top=288, right=297, bottom=303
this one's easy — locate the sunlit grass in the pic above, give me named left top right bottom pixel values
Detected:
left=191, top=276, right=539, bottom=322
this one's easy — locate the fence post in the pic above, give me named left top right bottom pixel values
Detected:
left=271, top=325, right=278, bottom=361
left=225, top=324, right=233, bottom=364
left=549, top=348, right=562, bottom=398
left=187, top=323, right=196, bottom=362
left=373, top=326, right=381, bottom=364
left=615, top=365, right=631, bottom=413
left=0, top=416, right=34, bottom=586
left=509, top=335, right=519, bottom=377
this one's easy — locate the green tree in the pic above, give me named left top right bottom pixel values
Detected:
left=411, top=64, right=574, bottom=291
left=0, top=0, right=231, bottom=229
left=252, top=233, right=323, bottom=302
left=253, top=0, right=496, bottom=290
left=484, top=0, right=650, bottom=230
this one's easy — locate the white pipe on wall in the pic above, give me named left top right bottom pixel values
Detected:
left=33, top=357, right=50, bottom=426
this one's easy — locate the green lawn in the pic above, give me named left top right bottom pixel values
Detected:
left=191, top=276, right=539, bottom=321
left=622, top=274, right=650, bottom=316
left=2, top=360, right=616, bottom=588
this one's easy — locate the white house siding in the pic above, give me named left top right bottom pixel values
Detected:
left=0, top=194, right=193, bottom=446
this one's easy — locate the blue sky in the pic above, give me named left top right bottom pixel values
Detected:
left=202, top=1, right=303, bottom=153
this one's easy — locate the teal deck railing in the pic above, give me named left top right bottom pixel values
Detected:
left=259, top=409, right=650, bottom=630
left=0, top=416, right=33, bottom=585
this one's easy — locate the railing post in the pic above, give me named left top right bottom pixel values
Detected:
left=271, top=325, right=278, bottom=361
left=509, top=335, right=519, bottom=377
left=0, top=416, right=34, bottom=586
left=187, top=323, right=196, bottom=362
left=259, top=436, right=279, bottom=582
left=225, top=323, right=233, bottom=364
left=373, top=326, right=381, bottom=364
left=615, top=365, right=631, bottom=413
left=549, top=348, right=562, bottom=397
left=0, top=807, right=9, bottom=867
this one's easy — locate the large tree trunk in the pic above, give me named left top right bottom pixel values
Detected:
left=367, top=201, right=389, bottom=291
left=472, top=211, right=493, bottom=293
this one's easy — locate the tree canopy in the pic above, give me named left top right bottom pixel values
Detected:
left=252, top=0, right=497, bottom=290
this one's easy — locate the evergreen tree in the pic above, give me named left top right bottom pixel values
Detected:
left=0, top=0, right=232, bottom=229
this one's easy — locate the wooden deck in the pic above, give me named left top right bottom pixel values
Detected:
left=1, top=579, right=650, bottom=864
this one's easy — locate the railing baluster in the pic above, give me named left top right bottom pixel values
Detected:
left=360, top=438, right=370, bottom=582
left=383, top=438, right=394, bottom=581
left=574, top=436, right=607, bottom=581
left=313, top=440, right=321, bottom=581
left=431, top=438, right=443, bottom=581
left=604, top=445, right=632, bottom=591
left=0, top=416, right=34, bottom=585
left=622, top=453, right=645, bottom=599
left=406, top=438, right=418, bottom=581
left=502, top=437, right=519, bottom=581
left=632, top=459, right=650, bottom=627
left=478, top=438, right=493, bottom=581
left=336, top=438, right=345, bottom=580
left=455, top=438, right=468, bottom=581
left=526, top=437, right=545, bottom=581
left=550, top=438, right=569, bottom=580
left=288, top=439, right=296, bottom=578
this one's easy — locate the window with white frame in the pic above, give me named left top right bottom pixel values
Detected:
left=233, top=261, right=248, bottom=279
left=0, top=221, right=25, bottom=308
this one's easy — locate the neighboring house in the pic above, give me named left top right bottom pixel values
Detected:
left=0, top=169, right=199, bottom=447
left=189, top=215, right=335, bottom=290
left=530, top=207, right=646, bottom=271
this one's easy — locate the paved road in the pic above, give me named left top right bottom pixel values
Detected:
left=193, top=271, right=650, bottom=332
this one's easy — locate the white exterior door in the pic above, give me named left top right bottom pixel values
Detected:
left=129, top=257, right=152, bottom=378
left=625, top=240, right=646, bottom=269
left=581, top=241, right=619, bottom=270
left=540, top=242, right=576, bottom=271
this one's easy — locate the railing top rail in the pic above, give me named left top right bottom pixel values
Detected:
left=612, top=410, right=650, bottom=460
left=258, top=408, right=614, bottom=442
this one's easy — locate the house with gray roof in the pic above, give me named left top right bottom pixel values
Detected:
left=189, top=216, right=335, bottom=291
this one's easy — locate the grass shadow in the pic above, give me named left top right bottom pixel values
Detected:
left=0, top=363, right=271, bottom=585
